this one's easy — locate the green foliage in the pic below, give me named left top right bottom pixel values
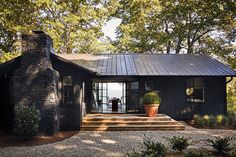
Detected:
left=227, top=77, right=236, bottom=113
left=126, top=136, right=167, bottom=157
left=216, top=115, right=228, bottom=126
left=127, top=150, right=142, bottom=157
left=0, top=52, right=21, bottom=64
left=194, top=115, right=204, bottom=127
left=202, top=115, right=210, bottom=126
left=193, top=114, right=236, bottom=128
left=208, top=115, right=217, bottom=127
left=227, top=57, right=236, bottom=69
left=227, top=111, right=236, bottom=126
left=207, top=137, right=234, bottom=155
left=228, top=150, right=236, bottom=157
left=165, top=136, right=191, bottom=152
left=143, top=91, right=161, bottom=105
left=183, top=150, right=209, bottom=157
left=115, top=0, right=236, bottom=54
left=142, top=136, right=167, bottom=157
left=14, top=105, right=41, bottom=140
left=0, top=0, right=119, bottom=54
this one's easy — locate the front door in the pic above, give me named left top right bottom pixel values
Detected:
left=126, top=82, right=140, bottom=113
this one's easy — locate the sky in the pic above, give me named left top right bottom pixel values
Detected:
left=102, top=18, right=122, bottom=40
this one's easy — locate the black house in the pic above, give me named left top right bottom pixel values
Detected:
left=0, top=32, right=236, bottom=133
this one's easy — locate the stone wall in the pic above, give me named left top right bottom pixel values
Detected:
left=12, top=31, right=59, bottom=135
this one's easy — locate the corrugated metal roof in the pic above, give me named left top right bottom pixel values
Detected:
left=57, top=54, right=236, bottom=76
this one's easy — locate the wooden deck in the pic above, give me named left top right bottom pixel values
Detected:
left=81, top=114, right=185, bottom=131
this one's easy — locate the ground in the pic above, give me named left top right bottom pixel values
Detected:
left=0, top=124, right=236, bottom=157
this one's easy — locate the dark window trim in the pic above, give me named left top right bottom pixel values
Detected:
left=185, top=77, right=205, bottom=103
left=62, top=75, right=74, bottom=105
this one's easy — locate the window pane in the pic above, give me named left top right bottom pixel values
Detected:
left=194, top=78, right=203, bottom=87
left=186, top=78, right=204, bottom=102
left=63, top=76, right=73, bottom=86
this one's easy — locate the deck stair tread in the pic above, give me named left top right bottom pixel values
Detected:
left=81, top=114, right=185, bottom=131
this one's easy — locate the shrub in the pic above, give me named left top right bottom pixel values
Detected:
left=208, top=115, right=217, bottom=127
left=143, top=91, right=161, bottom=105
left=165, top=136, right=191, bottom=152
left=207, top=137, right=234, bottom=155
left=221, top=116, right=229, bottom=126
left=227, top=111, right=236, bottom=126
left=184, top=150, right=209, bottom=157
left=232, top=119, right=236, bottom=129
left=216, top=115, right=225, bottom=126
left=14, top=105, right=41, bottom=140
left=202, top=115, right=210, bottom=126
left=126, top=136, right=167, bottom=157
left=142, top=136, right=167, bottom=157
left=127, top=150, right=142, bottom=157
left=228, top=150, right=236, bottom=157
left=194, top=115, right=204, bottom=127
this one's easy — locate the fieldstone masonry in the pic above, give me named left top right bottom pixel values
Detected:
left=12, top=31, right=59, bottom=135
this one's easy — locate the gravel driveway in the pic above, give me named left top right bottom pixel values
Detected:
left=1, top=124, right=236, bottom=157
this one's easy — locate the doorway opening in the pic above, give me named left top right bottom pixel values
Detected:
left=92, top=82, right=126, bottom=113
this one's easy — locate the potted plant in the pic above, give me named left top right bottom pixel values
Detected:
left=143, top=91, right=161, bottom=117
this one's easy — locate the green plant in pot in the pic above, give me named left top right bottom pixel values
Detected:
left=143, top=91, right=161, bottom=117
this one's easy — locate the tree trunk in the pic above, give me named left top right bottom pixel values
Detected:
left=176, top=37, right=182, bottom=54
left=187, top=44, right=194, bottom=53
left=166, top=41, right=171, bottom=54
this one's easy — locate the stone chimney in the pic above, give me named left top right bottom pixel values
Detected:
left=12, top=31, right=59, bottom=135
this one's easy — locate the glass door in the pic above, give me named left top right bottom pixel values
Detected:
left=126, top=82, right=139, bottom=113
left=92, top=82, right=108, bottom=113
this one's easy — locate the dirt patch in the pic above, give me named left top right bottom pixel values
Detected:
left=0, top=131, right=78, bottom=147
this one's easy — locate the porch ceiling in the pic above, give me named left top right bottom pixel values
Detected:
left=57, top=53, right=236, bottom=77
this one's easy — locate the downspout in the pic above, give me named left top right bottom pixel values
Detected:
left=226, top=77, right=233, bottom=84
left=225, top=76, right=233, bottom=115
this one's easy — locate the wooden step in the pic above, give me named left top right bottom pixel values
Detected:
left=80, top=124, right=185, bottom=131
left=82, top=120, right=178, bottom=125
left=81, top=114, right=185, bottom=131
left=82, top=117, right=172, bottom=122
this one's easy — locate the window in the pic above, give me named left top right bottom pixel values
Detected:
left=62, top=76, right=73, bottom=105
left=186, top=78, right=204, bottom=102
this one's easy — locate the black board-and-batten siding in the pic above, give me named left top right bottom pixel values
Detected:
left=0, top=53, right=235, bottom=131
left=139, top=76, right=226, bottom=120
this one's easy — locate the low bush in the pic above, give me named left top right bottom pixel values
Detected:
left=216, top=115, right=224, bottom=125
left=127, top=150, right=142, bottom=157
left=193, top=113, right=236, bottom=129
left=221, top=116, right=228, bottom=126
left=208, top=115, right=217, bottom=127
left=14, top=105, right=41, bottom=140
left=165, top=136, right=191, bottom=152
left=228, top=111, right=236, bottom=126
left=194, top=115, right=204, bottom=127
left=228, top=150, right=236, bottom=157
left=207, top=137, right=234, bottom=155
left=183, top=150, right=209, bottom=157
left=143, top=137, right=167, bottom=157
left=232, top=119, right=236, bottom=129
left=202, top=115, right=210, bottom=126
left=127, top=136, right=167, bottom=157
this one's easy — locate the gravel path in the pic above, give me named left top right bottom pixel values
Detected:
left=0, top=124, right=236, bottom=157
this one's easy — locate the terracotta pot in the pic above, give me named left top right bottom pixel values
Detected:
left=144, top=104, right=159, bottom=117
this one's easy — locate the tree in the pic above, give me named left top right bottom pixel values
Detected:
left=0, top=0, right=37, bottom=53
left=0, top=0, right=119, bottom=54
left=114, top=0, right=236, bottom=54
